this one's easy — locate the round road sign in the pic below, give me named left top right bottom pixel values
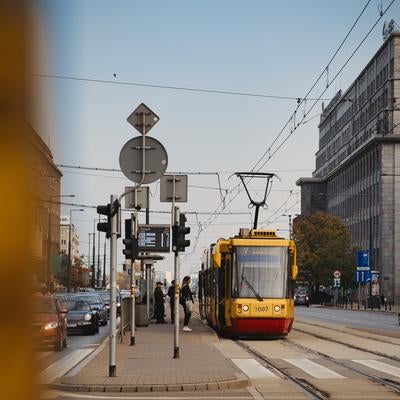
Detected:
left=119, top=136, right=168, bottom=184
left=333, top=270, right=341, bottom=278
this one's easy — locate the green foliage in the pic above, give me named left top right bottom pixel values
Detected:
left=292, top=212, right=354, bottom=287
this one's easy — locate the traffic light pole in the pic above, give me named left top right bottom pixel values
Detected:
left=109, top=194, right=118, bottom=377
left=173, top=205, right=180, bottom=359
left=130, top=212, right=137, bottom=346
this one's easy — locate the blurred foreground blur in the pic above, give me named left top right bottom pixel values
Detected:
left=0, top=2, right=39, bottom=399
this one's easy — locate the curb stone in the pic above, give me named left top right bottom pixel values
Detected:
left=49, top=377, right=250, bottom=393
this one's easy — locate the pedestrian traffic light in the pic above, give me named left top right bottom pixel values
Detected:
left=172, top=213, right=190, bottom=253
left=123, top=218, right=138, bottom=260
left=97, top=204, right=111, bottom=238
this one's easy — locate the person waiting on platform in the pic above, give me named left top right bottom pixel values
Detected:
left=154, top=281, right=166, bottom=324
left=180, top=276, right=194, bottom=332
left=167, top=280, right=175, bottom=324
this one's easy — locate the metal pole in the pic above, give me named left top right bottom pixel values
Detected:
left=67, top=211, right=72, bottom=292
left=109, top=195, right=118, bottom=377
left=173, top=204, right=180, bottom=359
left=369, top=183, right=373, bottom=309
left=130, top=212, right=137, bottom=346
left=103, top=239, right=106, bottom=288
left=47, top=206, right=52, bottom=292
left=97, top=215, right=101, bottom=287
left=146, top=264, right=151, bottom=319
left=88, top=233, right=91, bottom=286
left=92, top=222, right=96, bottom=288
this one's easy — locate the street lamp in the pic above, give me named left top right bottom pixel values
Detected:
left=282, top=214, right=299, bottom=239
left=47, top=194, right=75, bottom=292
left=67, top=208, right=84, bottom=292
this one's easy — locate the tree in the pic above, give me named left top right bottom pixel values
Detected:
left=292, top=212, right=354, bottom=288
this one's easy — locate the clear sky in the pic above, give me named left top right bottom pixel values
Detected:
left=32, top=0, right=400, bottom=277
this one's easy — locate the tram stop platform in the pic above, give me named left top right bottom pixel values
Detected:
left=52, top=307, right=250, bottom=393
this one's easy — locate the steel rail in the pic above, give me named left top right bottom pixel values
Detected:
left=236, top=340, right=329, bottom=400
left=286, top=338, right=400, bottom=395
left=294, top=327, right=400, bottom=363
left=295, top=319, right=400, bottom=347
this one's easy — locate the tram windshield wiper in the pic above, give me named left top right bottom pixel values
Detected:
left=241, top=275, right=263, bottom=302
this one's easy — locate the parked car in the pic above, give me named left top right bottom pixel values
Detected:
left=65, top=300, right=99, bottom=335
left=32, top=295, right=68, bottom=351
left=294, top=290, right=310, bottom=307
left=70, top=293, right=108, bottom=325
left=98, top=291, right=121, bottom=316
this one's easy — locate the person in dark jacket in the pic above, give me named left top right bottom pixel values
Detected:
left=167, top=280, right=175, bottom=323
left=180, top=276, right=194, bottom=331
left=154, top=282, right=166, bottom=323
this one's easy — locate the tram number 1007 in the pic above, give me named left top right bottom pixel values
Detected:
left=255, top=306, right=268, bottom=312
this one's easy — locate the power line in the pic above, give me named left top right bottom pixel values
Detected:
left=34, top=73, right=335, bottom=102
left=250, top=0, right=374, bottom=173
left=251, top=0, right=395, bottom=174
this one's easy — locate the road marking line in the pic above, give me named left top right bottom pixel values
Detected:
left=284, top=358, right=345, bottom=379
left=352, top=359, right=400, bottom=377
left=38, top=349, right=93, bottom=384
left=231, top=358, right=277, bottom=379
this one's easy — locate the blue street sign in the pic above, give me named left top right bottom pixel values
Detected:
left=356, top=250, right=370, bottom=267
left=355, top=269, right=371, bottom=283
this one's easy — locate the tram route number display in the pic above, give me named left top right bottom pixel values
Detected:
left=138, top=224, right=170, bottom=253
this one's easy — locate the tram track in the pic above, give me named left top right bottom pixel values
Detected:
left=293, top=326, right=400, bottom=362
left=285, top=337, right=400, bottom=395
left=236, top=340, right=329, bottom=400
left=295, top=319, right=400, bottom=347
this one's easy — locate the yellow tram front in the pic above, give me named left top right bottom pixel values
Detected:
left=199, top=229, right=298, bottom=337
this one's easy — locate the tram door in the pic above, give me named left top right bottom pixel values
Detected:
left=216, top=256, right=227, bottom=329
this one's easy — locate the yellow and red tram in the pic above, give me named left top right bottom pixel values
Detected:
left=198, top=228, right=298, bottom=338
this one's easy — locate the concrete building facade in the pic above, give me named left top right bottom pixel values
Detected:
left=60, top=216, right=80, bottom=261
left=297, top=33, right=400, bottom=304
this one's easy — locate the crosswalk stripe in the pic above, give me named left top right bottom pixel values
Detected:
left=231, top=358, right=277, bottom=379
left=284, top=358, right=345, bottom=379
left=352, top=359, right=400, bottom=378
left=38, top=349, right=93, bottom=384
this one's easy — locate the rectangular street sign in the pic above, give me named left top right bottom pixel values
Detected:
left=160, top=175, right=188, bottom=202
left=138, top=224, right=170, bottom=253
left=355, top=270, right=371, bottom=283
left=356, top=250, right=370, bottom=267
left=124, top=186, right=149, bottom=209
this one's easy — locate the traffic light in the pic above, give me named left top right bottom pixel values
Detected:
left=172, top=213, right=190, bottom=253
left=97, top=204, right=111, bottom=238
left=123, top=218, right=138, bottom=260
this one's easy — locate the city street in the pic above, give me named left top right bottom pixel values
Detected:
left=38, top=308, right=400, bottom=400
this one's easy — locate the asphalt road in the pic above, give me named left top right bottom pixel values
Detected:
left=295, top=305, right=399, bottom=333
left=35, top=322, right=110, bottom=378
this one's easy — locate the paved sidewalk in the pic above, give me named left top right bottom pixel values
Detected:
left=51, top=310, right=249, bottom=393
left=315, top=303, right=400, bottom=315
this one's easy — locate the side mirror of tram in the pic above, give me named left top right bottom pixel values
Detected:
left=291, top=264, right=298, bottom=280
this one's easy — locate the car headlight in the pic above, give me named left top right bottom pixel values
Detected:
left=84, top=313, right=92, bottom=321
left=242, top=305, right=249, bottom=312
left=44, top=321, right=58, bottom=330
left=117, top=302, right=121, bottom=307
left=274, top=305, right=281, bottom=312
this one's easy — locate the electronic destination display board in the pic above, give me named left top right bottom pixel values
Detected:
left=138, top=224, right=170, bottom=253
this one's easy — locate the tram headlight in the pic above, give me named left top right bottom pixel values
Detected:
left=242, top=305, right=249, bottom=312
left=273, top=305, right=280, bottom=312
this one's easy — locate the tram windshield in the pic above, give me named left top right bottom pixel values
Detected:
left=232, top=246, right=288, bottom=299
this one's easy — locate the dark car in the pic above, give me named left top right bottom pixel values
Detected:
left=31, top=296, right=68, bottom=351
left=294, top=290, right=310, bottom=307
left=65, top=300, right=99, bottom=335
left=70, top=293, right=108, bottom=325
left=98, top=291, right=121, bottom=317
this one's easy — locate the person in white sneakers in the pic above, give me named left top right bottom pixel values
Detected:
left=180, top=276, right=194, bottom=332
